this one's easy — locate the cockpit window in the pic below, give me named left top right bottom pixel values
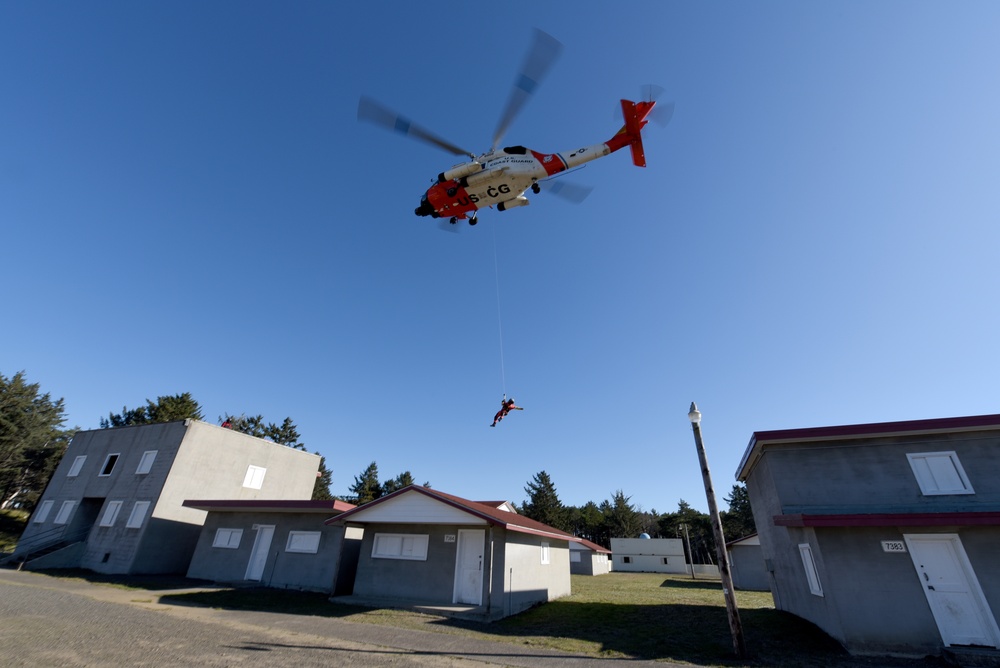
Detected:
left=503, top=146, right=528, bottom=155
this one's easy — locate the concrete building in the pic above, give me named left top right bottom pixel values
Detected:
left=726, top=534, right=769, bottom=591
left=327, top=485, right=578, bottom=620
left=610, top=537, right=687, bottom=574
left=569, top=538, right=611, bottom=575
left=13, top=420, right=320, bottom=574
left=184, top=499, right=358, bottom=593
left=737, top=413, right=1000, bottom=657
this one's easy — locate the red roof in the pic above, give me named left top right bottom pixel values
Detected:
left=571, top=537, right=611, bottom=554
left=325, top=485, right=581, bottom=543
left=183, top=499, right=356, bottom=514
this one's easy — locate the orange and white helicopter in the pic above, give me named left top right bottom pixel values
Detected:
left=358, top=30, right=673, bottom=227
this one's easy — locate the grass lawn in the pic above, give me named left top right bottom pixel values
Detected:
left=0, top=509, right=29, bottom=553
left=142, top=572, right=944, bottom=667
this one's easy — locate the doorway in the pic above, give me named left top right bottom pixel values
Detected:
left=245, top=525, right=275, bottom=582
left=453, top=529, right=485, bottom=605
left=904, top=533, right=1000, bottom=648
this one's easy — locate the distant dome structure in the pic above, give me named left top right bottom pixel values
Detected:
left=639, top=533, right=651, bottom=539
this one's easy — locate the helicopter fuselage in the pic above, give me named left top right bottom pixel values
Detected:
left=414, top=141, right=612, bottom=220
left=413, top=98, right=654, bottom=222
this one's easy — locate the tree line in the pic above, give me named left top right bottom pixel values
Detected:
left=335, top=466, right=756, bottom=564
left=2, top=371, right=756, bottom=561
left=521, top=470, right=756, bottom=564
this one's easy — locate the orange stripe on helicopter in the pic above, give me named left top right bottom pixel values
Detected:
left=530, top=150, right=568, bottom=177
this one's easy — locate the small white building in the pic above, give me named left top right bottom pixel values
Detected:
left=569, top=538, right=611, bottom=576
left=610, top=537, right=687, bottom=574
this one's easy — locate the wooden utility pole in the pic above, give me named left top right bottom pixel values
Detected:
left=688, top=402, right=747, bottom=660
left=681, top=523, right=696, bottom=579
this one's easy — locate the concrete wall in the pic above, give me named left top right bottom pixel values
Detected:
left=746, top=454, right=841, bottom=635
left=351, top=523, right=464, bottom=604
left=610, top=538, right=687, bottom=573
left=16, top=421, right=189, bottom=570
left=18, top=421, right=322, bottom=575
left=157, top=421, right=320, bottom=526
left=729, top=543, right=769, bottom=591
left=763, top=430, right=1000, bottom=514
left=569, top=548, right=610, bottom=576
left=349, top=522, right=570, bottom=618
left=502, top=532, right=571, bottom=616
left=187, top=511, right=349, bottom=593
left=745, top=428, right=1000, bottom=655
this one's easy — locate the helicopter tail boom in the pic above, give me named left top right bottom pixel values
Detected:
left=612, top=99, right=654, bottom=167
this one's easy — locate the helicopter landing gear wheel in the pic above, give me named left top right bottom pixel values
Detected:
left=531, top=182, right=541, bottom=194
left=469, top=216, right=478, bottom=226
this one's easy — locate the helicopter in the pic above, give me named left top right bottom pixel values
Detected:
left=357, top=29, right=673, bottom=227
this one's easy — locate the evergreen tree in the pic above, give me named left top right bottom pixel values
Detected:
left=722, top=483, right=756, bottom=539
left=350, top=461, right=382, bottom=505
left=0, top=371, right=73, bottom=509
left=220, top=414, right=305, bottom=449
left=521, top=470, right=569, bottom=531
left=603, top=489, right=642, bottom=538
left=659, top=499, right=716, bottom=564
left=571, top=500, right=607, bottom=546
left=636, top=506, right=662, bottom=538
left=100, top=392, right=203, bottom=428
left=312, top=454, right=334, bottom=500
left=383, top=470, right=415, bottom=495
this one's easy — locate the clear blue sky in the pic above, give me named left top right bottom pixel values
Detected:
left=4, top=2, right=1000, bottom=515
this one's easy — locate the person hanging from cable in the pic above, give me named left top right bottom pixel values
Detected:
left=490, top=396, right=523, bottom=427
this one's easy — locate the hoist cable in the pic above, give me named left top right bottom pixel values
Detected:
left=491, top=221, right=507, bottom=398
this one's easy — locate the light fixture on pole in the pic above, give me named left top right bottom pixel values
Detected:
left=688, top=402, right=747, bottom=659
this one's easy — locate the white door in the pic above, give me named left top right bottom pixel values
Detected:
left=905, top=533, right=1000, bottom=648
left=245, top=525, right=275, bottom=582
left=453, top=529, right=485, bottom=605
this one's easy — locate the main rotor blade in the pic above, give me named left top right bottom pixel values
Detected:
left=491, top=29, right=563, bottom=151
left=541, top=179, right=593, bottom=204
left=358, top=96, right=473, bottom=158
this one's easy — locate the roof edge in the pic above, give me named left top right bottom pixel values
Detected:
left=737, top=413, right=1000, bottom=482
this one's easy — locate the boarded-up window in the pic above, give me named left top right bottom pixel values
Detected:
left=540, top=542, right=551, bottom=565
left=372, top=533, right=429, bottom=561
left=54, top=500, right=76, bottom=525
left=286, top=531, right=321, bottom=554
left=213, top=528, right=243, bottom=549
left=799, top=543, right=823, bottom=596
left=907, top=451, right=974, bottom=495
left=67, top=456, right=86, bottom=477
left=100, top=500, right=123, bottom=527
left=570, top=551, right=582, bottom=563
left=126, top=501, right=150, bottom=529
left=243, top=465, right=266, bottom=490
left=33, top=500, right=54, bottom=523
left=135, top=451, right=157, bottom=475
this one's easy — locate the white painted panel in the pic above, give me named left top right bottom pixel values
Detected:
left=453, top=529, right=484, bottom=605
left=905, top=533, right=1000, bottom=648
left=245, top=525, right=274, bottom=581
left=67, top=456, right=86, bottom=477
left=350, top=491, right=488, bottom=525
